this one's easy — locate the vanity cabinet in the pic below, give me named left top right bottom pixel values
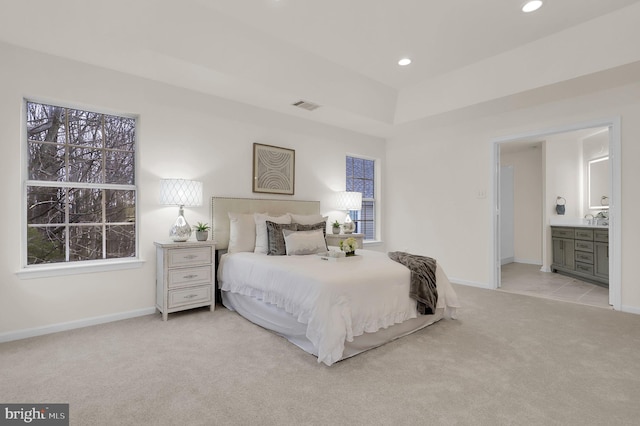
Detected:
left=594, top=229, right=609, bottom=280
left=551, top=226, right=608, bottom=287
left=551, top=228, right=575, bottom=271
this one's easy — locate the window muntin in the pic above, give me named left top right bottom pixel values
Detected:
left=346, top=156, right=376, bottom=240
left=25, top=101, right=137, bottom=266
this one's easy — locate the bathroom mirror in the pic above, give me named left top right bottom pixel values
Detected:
left=588, top=156, right=609, bottom=209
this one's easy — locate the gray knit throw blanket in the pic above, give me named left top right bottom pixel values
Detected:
left=387, top=251, right=438, bottom=315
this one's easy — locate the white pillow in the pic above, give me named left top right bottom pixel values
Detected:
left=228, top=212, right=259, bottom=253
left=254, top=213, right=291, bottom=254
left=289, top=213, right=328, bottom=225
left=283, top=229, right=327, bottom=256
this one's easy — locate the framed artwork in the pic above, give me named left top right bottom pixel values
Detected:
left=253, top=143, right=295, bottom=195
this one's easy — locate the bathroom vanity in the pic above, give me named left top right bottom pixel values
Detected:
left=551, top=225, right=608, bottom=287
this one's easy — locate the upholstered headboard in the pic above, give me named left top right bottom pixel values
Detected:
left=211, top=196, right=321, bottom=250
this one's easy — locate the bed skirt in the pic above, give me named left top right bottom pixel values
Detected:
left=221, top=290, right=445, bottom=363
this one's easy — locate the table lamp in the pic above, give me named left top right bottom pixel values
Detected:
left=336, top=191, right=362, bottom=234
left=160, top=178, right=203, bottom=242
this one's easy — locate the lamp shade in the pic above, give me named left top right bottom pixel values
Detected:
left=336, top=191, right=362, bottom=211
left=160, top=179, right=203, bottom=207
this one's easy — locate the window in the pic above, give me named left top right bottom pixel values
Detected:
left=346, top=155, right=376, bottom=240
left=25, top=101, right=137, bottom=266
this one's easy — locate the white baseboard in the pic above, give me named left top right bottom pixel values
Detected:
left=513, top=258, right=543, bottom=266
left=449, top=277, right=492, bottom=289
left=500, top=257, right=514, bottom=266
left=621, top=305, right=640, bottom=315
left=0, top=307, right=157, bottom=343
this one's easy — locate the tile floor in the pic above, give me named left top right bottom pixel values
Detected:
left=499, top=262, right=611, bottom=309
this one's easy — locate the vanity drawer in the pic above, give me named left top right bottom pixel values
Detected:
left=574, top=229, right=594, bottom=240
left=552, top=228, right=574, bottom=238
left=575, top=240, right=594, bottom=252
left=575, top=262, right=594, bottom=275
left=594, top=230, right=608, bottom=243
left=168, top=285, right=212, bottom=308
left=168, top=266, right=213, bottom=289
left=575, top=251, right=594, bottom=264
left=167, top=246, right=213, bottom=268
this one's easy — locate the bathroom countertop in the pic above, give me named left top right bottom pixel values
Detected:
left=549, top=218, right=608, bottom=229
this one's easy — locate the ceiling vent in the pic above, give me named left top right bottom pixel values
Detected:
left=292, top=100, right=321, bottom=111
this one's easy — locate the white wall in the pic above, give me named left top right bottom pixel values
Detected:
left=0, top=42, right=385, bottom=337
left=545, top=134, right=582, bottom=221
left=386, top=80, right=640, bottom=313
left=501, top=148, right=542, bottom=265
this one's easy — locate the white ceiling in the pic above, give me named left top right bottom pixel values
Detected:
left=1, top=0, right=639, bottom=136
left=196, top=0, right=638, bottom=89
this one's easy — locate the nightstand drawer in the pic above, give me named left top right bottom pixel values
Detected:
left=168, top=285, right=211, bottom=308
left=168, top=266, right=213, bottom=289
left=156, top=241, right=216, bottom=320
left=167, top=246, right=212, bottom=268
left=325, top=233, right=364, bottom=249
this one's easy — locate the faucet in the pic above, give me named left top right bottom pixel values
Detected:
left=584, top=214, right=594, bottom=225
left=595, top=210, right=609, bottom=226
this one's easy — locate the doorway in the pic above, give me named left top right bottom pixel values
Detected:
left=492, top=118, right=621, bottom=310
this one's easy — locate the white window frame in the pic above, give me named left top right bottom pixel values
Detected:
left=18, top=99, right=143, bottom=279
left=346, top=153, right=381, bottom=243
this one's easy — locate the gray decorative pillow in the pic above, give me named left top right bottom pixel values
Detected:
left=296, top=220, right=328, bottom=250
left=266, top=221, right=298, bottom=255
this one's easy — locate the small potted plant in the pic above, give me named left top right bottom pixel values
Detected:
left=194, top=222, right=210, bottom=241
left=332, top=220, right=341, bottom=234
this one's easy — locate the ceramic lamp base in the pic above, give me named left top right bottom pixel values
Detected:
left=169, top=208, right=192, bottom=242
left=343, top=218, right=355, bottom=234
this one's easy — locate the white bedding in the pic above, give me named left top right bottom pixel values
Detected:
left=218, top=249, right=459, bottom=365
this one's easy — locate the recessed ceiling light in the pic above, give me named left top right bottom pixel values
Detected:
left=522, top=0, right=543, bottom=13
left=398, top=58, right=412, bottom=66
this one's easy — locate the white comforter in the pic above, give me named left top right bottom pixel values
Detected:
left=218, top=249, right=459, bottom=365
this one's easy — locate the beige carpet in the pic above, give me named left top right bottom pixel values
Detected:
left=2, top=284, right=640, bottom=425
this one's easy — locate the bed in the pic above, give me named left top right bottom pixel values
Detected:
left=212, top=196, right=460, bottom=366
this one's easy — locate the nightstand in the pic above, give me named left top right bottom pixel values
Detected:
left=154, top=240, right=216, bottom=321
left=325, top=233, right=364, bottom=249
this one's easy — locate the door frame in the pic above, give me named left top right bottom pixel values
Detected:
left=491, top=117, right=621, bottom=310
left=499, top=165, right=515, bottom=266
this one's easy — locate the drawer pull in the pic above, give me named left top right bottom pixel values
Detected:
left=184, top=294, right=199, bottom=299
left=183, top=254, right=198, bottom=260
left=183, top=274, right=198, bottom=279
